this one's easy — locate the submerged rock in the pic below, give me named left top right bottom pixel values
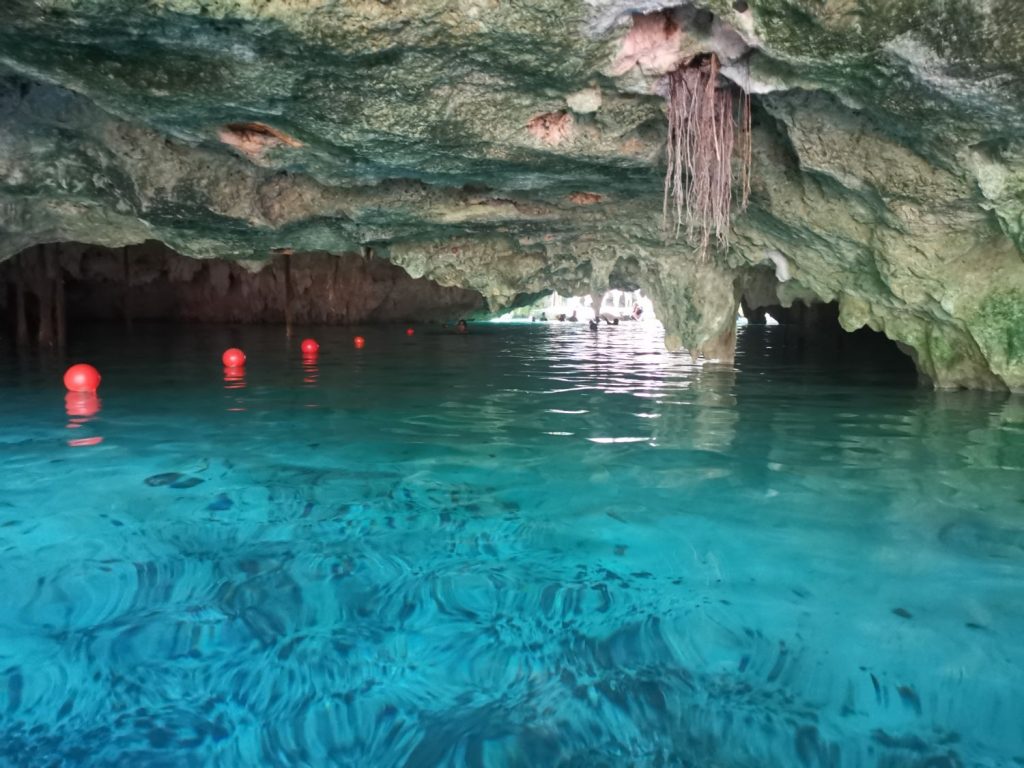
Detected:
left=0, top=0, right=1021, bottom=389
left=144, top=472, right=185, bottom=487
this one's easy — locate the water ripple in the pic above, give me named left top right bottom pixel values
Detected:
left=0, top=323, right=1021, bottom=765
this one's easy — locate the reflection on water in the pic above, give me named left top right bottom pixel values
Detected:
left=0, top=322, right=1022, bottom=766
left=64, top=391, right=103, bottom=447
left=302, top=355, right=319, bottom=388
left=223, top=366, right=246, bottom=389
left=223, top=365, right=246, bottom=413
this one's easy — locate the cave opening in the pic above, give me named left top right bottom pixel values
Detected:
left=0, top=241, right=486, bottom=337
left=0, top=242, right=919, bottom=387
left=494, top=290, right=656, bottom=325
left=738, top=299, right=919, bottom=384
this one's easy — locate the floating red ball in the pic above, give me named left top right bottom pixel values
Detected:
left=63, top=363, right=101, bottom=393
left=353, top=336, right=366, bottom=349
left=222, top=348, right=246, bottom=367
left=406, top=328, right=415, bottom=336
left=301, top=338, right=320, bottom=355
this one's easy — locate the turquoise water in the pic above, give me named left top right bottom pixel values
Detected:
left=1, top=322, right=1023, bottom=767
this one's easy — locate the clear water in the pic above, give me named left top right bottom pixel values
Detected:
left=1, top=322, right=1022, bottom=767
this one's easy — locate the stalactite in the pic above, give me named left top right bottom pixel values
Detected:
left=662, top=53, right=752, bottom=261
left=329, top=255, right=340, bottom=313
left=283, top=251, right=295, bottom=336
left=14, top=259, right=28, bottom=346
left=740, top=62, right=752, bottom=209
left=122, top=245, right=132, bottom=330
left=54, top=244, right=66, bottom=349
left=37, top=245, right=55, bottom=347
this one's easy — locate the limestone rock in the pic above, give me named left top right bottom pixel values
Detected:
left=566, top=87, right=603, bottom=115
left=0, top=0, right=1021, bottom=389
left=7, top=242, right=484, bottom=324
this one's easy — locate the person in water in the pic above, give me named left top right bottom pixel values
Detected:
left=569, top=310, right=578, bottom=322
left=589, top=318, right=599, bottom=331
left=540, top=312, right=548, bottom=321
left=456, top=319, right=468, bottom=333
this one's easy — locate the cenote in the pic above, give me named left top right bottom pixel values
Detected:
left=2, top=1, right=1024, bottom=766
left=1, top=318, right=1023, bottom=766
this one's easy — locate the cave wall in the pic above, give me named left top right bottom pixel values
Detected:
left=0, top=0, right=1021, bottom=389
left=0, top=243, right=485, bottom=331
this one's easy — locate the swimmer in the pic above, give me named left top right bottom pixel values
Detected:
left=588, top=319, right=599, bottom=331
left=456, top=319, right=468, bottom=333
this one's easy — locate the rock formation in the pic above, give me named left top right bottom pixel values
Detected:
left=0, top=0, right=1021, bottom=389
left=1, top=242, right=484, bottom=327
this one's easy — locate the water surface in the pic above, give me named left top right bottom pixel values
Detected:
left=1, top=322, right=1022, bottom=767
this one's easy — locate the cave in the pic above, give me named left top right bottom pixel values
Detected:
left=0, top=242, right=484, bottom=335
left=738, top=298, right=920, bottom=383
left=1, top=1, right=1022, bottom=766
left=1, top=240, right=919, bottom=388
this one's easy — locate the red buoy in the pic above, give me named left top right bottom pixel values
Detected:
left=406, top=328, right=415, bottom=336
left=222, top=348, right=246, bottom=367
left=63, top=363, right=101, bottom=393
left=353, top=336, right=366, bottom=349
left=301, top=338, right=320, bottom=355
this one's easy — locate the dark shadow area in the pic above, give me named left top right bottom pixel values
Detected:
left=737, top=300, right=919, bottom=386
left=1, top=243, right=918, bottom=388
left=0, top=241, right=485, bottom=347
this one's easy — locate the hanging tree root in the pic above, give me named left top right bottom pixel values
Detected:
left=662, top=54, right=752, bottom=261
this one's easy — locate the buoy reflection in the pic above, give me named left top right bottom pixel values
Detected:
left=302, top=355, right=319, bottom=386
left=223, top=366, right=246, bottom=389
left=223, top=366, right=247, bottom=412
left=65, top=392, right=103, bottom=447
left=302, top=355, right=321, bottom=408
